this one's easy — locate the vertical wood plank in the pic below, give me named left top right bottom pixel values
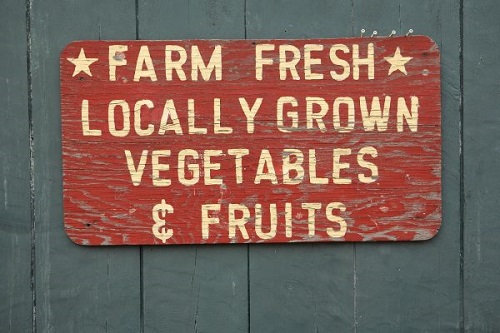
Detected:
left=352, top=0, right=401, bottom=36
left=245, top=2, right=355, bottom=332
left=354, top=0, right=462, bottom=331
left=463, top=1, right=500, bottom=331
left=31, top=1, right=140, bottom=332
left=0, top=1, right=32, bottom=332
left=137, top=1, right=248, bottom=332
left=248, top=244, right=354, bottom=332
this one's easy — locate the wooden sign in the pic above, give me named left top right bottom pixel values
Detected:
left=60, top=36, right=441, bottom=245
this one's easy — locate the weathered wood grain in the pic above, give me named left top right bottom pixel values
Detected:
left=354, top=0, right=462, bottom=331
left=463, top=0, right=500, bottom=331
left=60, top=37, right=441, bottom=245
left=137, top=1, right=248, bottom=332
left=30, top=0, right=140, bottom=332
left=0, top=1, right=32, bottom=331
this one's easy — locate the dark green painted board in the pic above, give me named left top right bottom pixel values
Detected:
left=245, top=1, right=355, bottom=331
left=138, top=0, right=245, bottom=40
left=352, top=0, right=401, bottom=36
left=137, top=1, right=249, bottom=332
left=248, top=244, right=354, bottom=332
left=142, top=247, right=248, bottom=333
left=463, top=1, right=500, bottom=331
left=246, top=0, right=354, bottom=38
left=354, top=0, right=462, bottom=331
left=30, top=1, right=140, bottom=332
left=0, top=1, right=32, bottom=332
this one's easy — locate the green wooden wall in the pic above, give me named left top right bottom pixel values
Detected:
left=1, top=0, right=499, bottom=331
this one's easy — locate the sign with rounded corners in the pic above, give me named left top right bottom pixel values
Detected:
left=60, top=36, right=441, bottom=245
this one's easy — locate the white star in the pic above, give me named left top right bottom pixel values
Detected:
left=67, top=48, right=98, bottom=77
left=384, top=47, right=412, bottom=76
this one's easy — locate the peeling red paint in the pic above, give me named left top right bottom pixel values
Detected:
left=60, top=37, right=441, bottom=245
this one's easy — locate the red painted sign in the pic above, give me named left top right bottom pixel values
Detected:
left=60, top=36, right=441, bottom=245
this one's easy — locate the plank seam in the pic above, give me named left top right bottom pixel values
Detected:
left=135, top=1, right=145, bottom=332
left=135, top=0, right=140, bottom=40
left=244, top=0, right=247, bottom=39
left=244, top=4, right=250, bottom=332
left=140, top=248, right=144, bottom=333
left=353, top=244, right=357, bottom=333
left=398, top=1, right=402, bottom=32
left=247, top=245, right=251, bottom=333
left=350, top=0, right=354, bottom=36
left=351, top=3, right=357, bottom=332
left=459, top=0, right=465, bottom=331
left=25, top=0, right=36, bottom=332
